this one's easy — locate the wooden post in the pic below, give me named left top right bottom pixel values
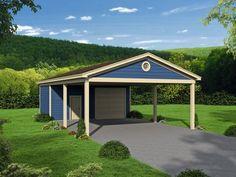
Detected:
left=63, top=84, right=67, bottom=128
left=190, top=83, right=195, bottom=129
left=153, top=85, right=157, bottom=123
left=84, top=79, right=90, bottom=135
left=49, top=85, right=52, bottom=117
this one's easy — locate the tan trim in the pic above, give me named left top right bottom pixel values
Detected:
left=63, top=84, right=67, bottom=128
left=153, top=85, right=157, bottom=123
left=89, top=77, right=195, bottom=84
left=190, top=83, right=195, bottom=130
left=49, top=85, right=52, bottom=117
left=38, top=78, right=85, bottom=85
left=39, top=53, right=201, bottom=84
left=84, top=79, right=90, bottom=135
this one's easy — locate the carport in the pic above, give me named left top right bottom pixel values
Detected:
left=38, top=52, right=201, bottom=135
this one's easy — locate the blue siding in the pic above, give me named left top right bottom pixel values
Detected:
left=40, top=86, right=49, bottom=114
left=96, top=57, right=190, bottom=80
left=51, top=85, right=63, bottom=120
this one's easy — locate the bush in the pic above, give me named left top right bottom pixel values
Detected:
left=127, top=110, right=143, bottom=119
left=0, top=138, right=11, bottom=171
left=0, top=163, right=51, bottom=177
left=76, top=119, right=85, bottom=138
left=99, top=140, right=130, bottom=160
left=42, top=121, right=61, bottom=130
left=34, top=113, right=54, bottom=122
left=224, top=125, right=236, bottom=137
left=176, top=169, right=210, bottom=177
left=66, top=163, right=102, bottom=177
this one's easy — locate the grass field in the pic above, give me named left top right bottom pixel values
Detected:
left=0, top=108, right=168, bottom=177
left=165, top=46, right=224, bottom=58
left=133, top=104, right=236, bottom=135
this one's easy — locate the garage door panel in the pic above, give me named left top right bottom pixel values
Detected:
left=95, top=88, right=126, bottom=119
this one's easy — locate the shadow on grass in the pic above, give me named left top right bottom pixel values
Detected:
left=210, top=110, right=236, bottom=124
left=8, top=131, right=99, bottom=177
left=143, top=114, right=190, bottom=128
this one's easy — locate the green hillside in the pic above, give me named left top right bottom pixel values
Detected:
left=166, top=46, right=225, bottom=58
left=0, top=35, right=176, bottom=70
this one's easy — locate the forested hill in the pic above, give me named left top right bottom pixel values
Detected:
left=0, top=35, right=179, bottom=70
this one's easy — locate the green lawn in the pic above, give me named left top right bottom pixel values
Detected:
left=133, top=104, right=236, bottom=135
left=0, top=108, right=168, bottom=177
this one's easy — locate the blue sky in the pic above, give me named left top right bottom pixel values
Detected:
left=15, top=0, right=226, bottom=50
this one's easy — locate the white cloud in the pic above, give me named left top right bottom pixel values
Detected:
left=162, top=5, right=209, bottom=16
left=83, top=30, right=88, bottom=33
left=61, top=29, right=73, bottom=33
left=200, top=36, right=208, bottom=39
left=17, top=25, right=33, bottom=32
left=177, top=29, right=188, bottom=34
left=17, top=25, right=44, bottom=36
left=132, top=39, right=185, bottom=45
left=49, top=31, right=59, bottom=35
left=65, top=15, right=76, bottom=20
left=74, top=39, right=89, bottom=44
left=105, top=37, right=114, bottom=40
left=147, top=7, right=153, bottom=10
left=139, top=46, right=149, bottom=49
left=80, top=16, right=92, bottom=21
left=109, top=7, right=138, bottom=13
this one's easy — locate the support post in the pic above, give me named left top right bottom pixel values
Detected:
left=84, top=79, right=90, bottom=135
left=63, top=84, right=67, bottom=128
left=49, top=85, right=52, bottom=117
left=190, top=83, right=195, bottom=129
left=153, top=85, right=157, bottom=123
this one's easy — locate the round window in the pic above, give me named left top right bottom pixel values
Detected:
left=142, top=61, right=151, bottom=72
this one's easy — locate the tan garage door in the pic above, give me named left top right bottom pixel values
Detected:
left=95, top=88, right=126, bottom=119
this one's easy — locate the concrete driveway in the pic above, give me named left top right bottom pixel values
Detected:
left=69, top=119, right=236, bottom=177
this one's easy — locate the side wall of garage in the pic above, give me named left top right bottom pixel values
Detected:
left=40, top=85, right=130, bottom=120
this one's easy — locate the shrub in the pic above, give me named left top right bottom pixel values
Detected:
left=76, top=119, right=85, bottom=138
left=42, top=121, right=61, bottom=130
left=176, top=169, right=210, bottom=177
left=0, top=138, right=11, bottom=171
left=0, top=163, right=51, bottom=177
left=224, top=125, right=236, bottom=137
left=0, top=119, right=8, bottom=134
left=78, top=134, right=89, bottom=140
left=34, top=113, right=54, bottom=122
left=99, top=140, right=130, bottom=160
left=157, top=115, right=165, bottom=122
left=66, top=162, right=102, bottom=177
left=127, top=110, right=143, bottom=119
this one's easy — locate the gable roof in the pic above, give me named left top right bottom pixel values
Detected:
left=39, top=52, right=201, bottom=84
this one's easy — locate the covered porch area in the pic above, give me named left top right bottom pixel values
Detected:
left=58, top=79, right=196, bottom=136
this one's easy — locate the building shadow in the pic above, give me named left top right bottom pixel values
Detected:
left=161, top=132, right=236, bottom=177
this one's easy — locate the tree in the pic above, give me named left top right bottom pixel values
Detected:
left=204, top=0, right=236, bottom=58
left=0, top=0, right=41, bottom=42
